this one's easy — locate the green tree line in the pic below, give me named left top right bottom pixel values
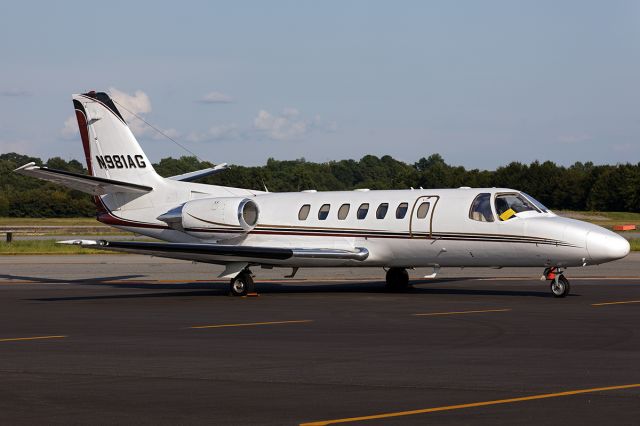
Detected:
left=1, top=152, right=639, bottom=217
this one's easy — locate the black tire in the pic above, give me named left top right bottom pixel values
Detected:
left=385, top=267, right=410, bottom=291
left=230, top=272, right=254, bottom=297
left=550, top=275, right=570, bottom=298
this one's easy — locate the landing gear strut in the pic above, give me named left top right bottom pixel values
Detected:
left=545, top=267, right=570, bottom=298
left=385, top=267, right=410, bottom=291
left=229, top=269, right=256, bottom=297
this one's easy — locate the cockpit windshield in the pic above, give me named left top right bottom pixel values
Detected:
left=495, top=193, right=540, bottom=221
left=521, top=192, right=549, bottom=213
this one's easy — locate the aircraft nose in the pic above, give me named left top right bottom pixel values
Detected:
left=586, top=230, right=631, bottom=263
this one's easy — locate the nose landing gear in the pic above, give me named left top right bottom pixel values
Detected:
left=544, top=267, right=570, bottom=298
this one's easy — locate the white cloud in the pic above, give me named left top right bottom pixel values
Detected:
left=187, top=124, right=241, bottom=142
left=108, top=88, right=181, bottom=141
left=253, top=108, right=336, bottom=141
left=254, top=108, right=309, bottom=141
left=154, top=128, right=181, bottom=140
left=108, top=87, right=152, bottom=136
left=199, top=91, right=233, bottom=104
left=61, top=115, right=78, bottom=138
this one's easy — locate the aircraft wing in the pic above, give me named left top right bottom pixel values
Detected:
left=167, top=163, right=228, bottom=182
left=14, top=163, right=152, bottom=195
left=57, top=240, right=369, bottom=264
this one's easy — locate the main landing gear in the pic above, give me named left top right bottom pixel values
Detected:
left=385, top=267, right=410, bottom=291
left=229, top=269, right=257, bottom=297
left=544, top=267, right=570, bottom=298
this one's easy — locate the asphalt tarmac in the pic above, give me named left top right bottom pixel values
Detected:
left=1, top=254, right=639, bottom=425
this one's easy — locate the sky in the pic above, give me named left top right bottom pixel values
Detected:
left=0, top=0, right=639, bottom=170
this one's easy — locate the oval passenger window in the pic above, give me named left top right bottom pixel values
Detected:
left=376, top=203, right=389, bottom=219
left=338, top=203, right=350, bottom=220
left=396, top=202, right=408, bottom=219
left=318, top=204, right=331, bottom=220
left=357, top=203, right=369, bottom=220
left=298, top=204, right=310, bottom=220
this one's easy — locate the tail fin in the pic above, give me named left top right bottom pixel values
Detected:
left=73, top=91, right=162, bottom=187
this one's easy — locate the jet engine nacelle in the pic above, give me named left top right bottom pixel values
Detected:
left=158, top=197, right=259, bottom=240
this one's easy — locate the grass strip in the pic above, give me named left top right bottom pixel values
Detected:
left=0, top=217, right=100, bottom=226
left=0, top=240, right=110, bottom=255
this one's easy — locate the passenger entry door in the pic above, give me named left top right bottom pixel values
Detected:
left=409, top=196, right=438, bottom=238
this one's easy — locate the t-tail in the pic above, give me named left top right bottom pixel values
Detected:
left=73, top=91, right=163, bottom=187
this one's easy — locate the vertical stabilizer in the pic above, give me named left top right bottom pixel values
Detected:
left=73, top=91, right=161, bottom=188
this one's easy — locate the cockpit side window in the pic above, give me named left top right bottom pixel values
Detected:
left=495, top=193, right=539, bottom=221
left=469, top=193, right=494, bottom=222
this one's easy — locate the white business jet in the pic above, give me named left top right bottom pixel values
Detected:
left=15, top=91, right=630, bottom=297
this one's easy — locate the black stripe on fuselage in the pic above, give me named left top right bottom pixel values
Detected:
left=181, top=226, right=576, bottom=247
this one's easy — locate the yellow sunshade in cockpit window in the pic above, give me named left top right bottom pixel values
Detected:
left=499, top=208, right=516, bottom=221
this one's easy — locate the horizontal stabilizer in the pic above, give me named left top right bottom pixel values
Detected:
left=15, top=163, right=153, bottom=195
left=167, top=163, right=228, bottom=182
left=57, top=240, right=369, bottom=263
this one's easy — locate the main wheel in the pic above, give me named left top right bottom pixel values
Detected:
left=230, top=271, right=254, bottom=297
left=385, top=267, right=410, bottom=291
left=550, top=275, right=570, bottom=298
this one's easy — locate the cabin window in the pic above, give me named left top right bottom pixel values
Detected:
left=416, top=202, right=430, bottom=219
left=469, top=193, right=494, bottom=222
left=396, top=202, right=408, bottom=219
left=357, top=203, right=369, bottom=219
left=338, top=203, right=350, bottom=220
left=376, top=203, right=389, bottom=219
left=495, top=193, right=539, bottom=221
left=318, top=204, right=331, bottom=220
left=298, top=204, right=310, bottom=220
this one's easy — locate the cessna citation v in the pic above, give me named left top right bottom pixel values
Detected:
left=15, top=91, right=630, bottom=297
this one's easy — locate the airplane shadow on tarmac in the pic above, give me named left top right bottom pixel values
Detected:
left=1, top=273, right=557, bottom=301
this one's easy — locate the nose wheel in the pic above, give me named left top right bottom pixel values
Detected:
left=545, top=267, right=570, bottom=298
